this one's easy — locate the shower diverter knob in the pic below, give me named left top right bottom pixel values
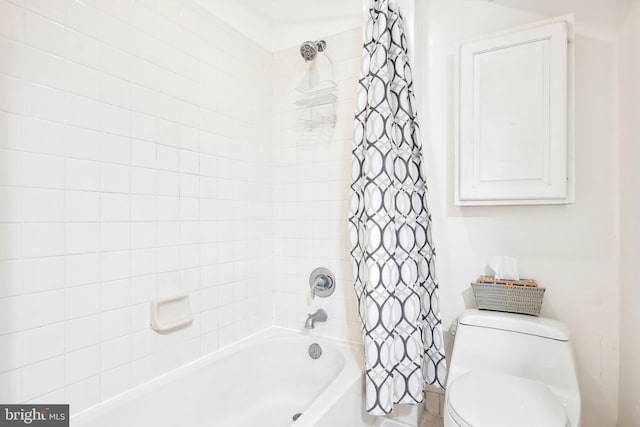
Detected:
left=309, top=267, right=335, bottom=299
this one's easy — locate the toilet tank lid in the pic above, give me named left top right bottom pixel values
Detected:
left=459, top=309, right=570, bottom=341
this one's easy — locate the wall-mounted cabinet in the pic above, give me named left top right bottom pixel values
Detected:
left=454, top=17, right=574, bottom=206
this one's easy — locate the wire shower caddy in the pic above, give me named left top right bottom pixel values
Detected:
left=295, top=40, right=338, bottom=144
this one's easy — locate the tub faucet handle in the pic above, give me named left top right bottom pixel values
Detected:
left=309, top=268, right=335, bottom=299
left=310, top=275, right=330, bottom=299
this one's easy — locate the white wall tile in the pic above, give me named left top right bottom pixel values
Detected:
left=200, top=154, right=217, bottom=177
left=100, top=250, right=130, bottom=282
left=67, top=94, right=100, bottom=130
left=180, top=221, right=199, bottom=244
left=180, top=174, right=199, bottom=198
left=157, top=196, right=179, bottom=221
left=101, top=279, right=130, bottom=311
left=101, top=103, right=130, bottom=137
left=65, top=223, right=99, bottom=254
left=0, top=1, right=25, bottom=41
left=101, top=74, right=130, bottom=109
left=157, top=119, right=181, bottom=147
left=22, top=153, right=64, bottom=189
left=157, top=221, right=179, bottom=247
left=101, top=193, right=130, bottom=222
left=21, top=256, right=64, bottom=293
left=157, top=246, right=179, bottom=274
left=65, top=61, right=103, bottom=100
left=65, top=253, right=100, bottom=287
left=64, top=375, right=100, bottom=413
left=130, top=303, right=150, bottom=333
left=0, top=111, right=23, bottom=151
left=180, top=149, right=199, bottom=174
left=101, top=308, right=131, bottom=341
left=24, top=11, right=66, bottom=57
left=131, top=248, right=156, bottom=277
left=100, top=44, right=132, bottom=81
left=131, top=195, right=156, bottom=221
left=179, top=125, right=199, bottom=151
left=0, top=332, right=22, bottom=373
left=21, top=290, right=64, bottom=330
left=199, top=131, right=216, bottom=155
left=22, top=355, right=64, bottom=401
left=65, top=283, right=100, bottom=319
left=131, top=139, right=156, bottom=168
left=65, top=345, right=100, bottom=385
left=65, top=0, right=105, bottom=40
left=181, top=245, right=200, bottom=270
left=0, top=368, right=22, bottom=401
left=22, top=223, right=64, bottom=258
left=157, top=171, right=179, bottom=196
left=19, top=43, right=66, bottom=90
left=100, top=223, right=130, bottom=252
left=157, top=145, right=179, bottom=171
left=22, top=118, right=65, bottom=156
left=100, top=163, right=130, bottom=193
left=131, top=167, right=156, bottom=195
left=65, top=126, right=101, bottom=161
left=101, top=363, right=130, bottom=400
left=100, top=133, right=130, bottom=165
left=0, top=259, right=21, bottom=297
left=0, top=186, right=21, bottom=222
left=65, top=190, right=100, bottom=222
left=65, top=315, right=100, bottom=352
left=131, top=274, right=155, bottom=305
left=65, top=158, right=100, bottom=191
left=0, top=296, right=21, bottom=335
left=0, top=74, right=24, bottom=114
left=131, top=226, right=157, bottom=249
left=22, top=188, right=64, bottom=222
left=66, top=28, right=101, bottom=69
left=23, top=83, right=66, bottom=124
left=131, top=112, right=156, bottom=142
left=22, top=322, right=64, bottom=365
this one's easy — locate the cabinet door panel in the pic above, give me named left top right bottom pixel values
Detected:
left=455, top=20, right=571, bottom=205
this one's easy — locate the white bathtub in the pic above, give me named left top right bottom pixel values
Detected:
left=72, top=329, right=364, bottom=427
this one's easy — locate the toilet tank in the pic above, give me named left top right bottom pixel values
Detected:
left=447, top=309, right=579, bottom=394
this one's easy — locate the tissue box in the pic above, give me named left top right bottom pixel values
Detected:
left=471, top=282, right=545, bottom=316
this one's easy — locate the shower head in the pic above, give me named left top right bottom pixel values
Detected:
left=300, top=40, right=327, bottom=62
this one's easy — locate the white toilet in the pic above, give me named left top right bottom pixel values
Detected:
left=444, top=309, right=581, bottom=427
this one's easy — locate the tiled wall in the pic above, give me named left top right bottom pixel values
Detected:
left=0, top=0, right=273, bottom=413
left=271, top=28, right=362, bottom=342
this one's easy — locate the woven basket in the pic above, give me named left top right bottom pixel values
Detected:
left=471, top=283, right=545, bottom=316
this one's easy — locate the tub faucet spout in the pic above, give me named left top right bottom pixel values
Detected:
left=305, top=308, right=328, bottom=329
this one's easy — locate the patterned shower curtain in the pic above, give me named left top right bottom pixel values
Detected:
left=349, top=0, right=447, bottom=415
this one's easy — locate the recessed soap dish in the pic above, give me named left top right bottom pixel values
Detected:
left=150, top=293, right=194, bottom=333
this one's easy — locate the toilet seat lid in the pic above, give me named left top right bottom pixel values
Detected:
left=448, top=371, right=567, bottom=427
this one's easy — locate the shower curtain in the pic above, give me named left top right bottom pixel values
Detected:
left=349, top=0, right=447, bottom=415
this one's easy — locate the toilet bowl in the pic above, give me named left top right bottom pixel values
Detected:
left=444, top=309, right=581, bottom=427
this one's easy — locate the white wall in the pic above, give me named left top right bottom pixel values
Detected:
left=271, top=28, right=363, bottom=342
left=0, top=0, right=273, bottom=414
left=194, top=0, right=361, bottom=52
left=414, top=1, right=619, bottom=426
left=617, top=0, right=640, bottom=425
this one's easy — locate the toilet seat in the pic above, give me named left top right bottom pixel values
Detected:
left=447, top=371, right=568, bottom=427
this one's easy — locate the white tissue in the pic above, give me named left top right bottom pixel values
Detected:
left=489, top=256, right=519, bottom=280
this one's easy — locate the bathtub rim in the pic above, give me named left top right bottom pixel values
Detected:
left=71, top=326, right=364, bottom=426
